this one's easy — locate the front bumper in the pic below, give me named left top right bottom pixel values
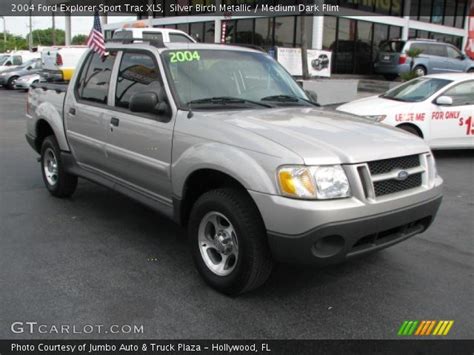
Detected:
left=374, top=63, right=410, bottom=75
left=14, top=81, right=30, bottom=89
left=265, top=194, right=442, bottom=265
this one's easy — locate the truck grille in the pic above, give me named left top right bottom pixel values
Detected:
left=368, top=154, right=420, bottom=175
left=358, top=154, right=424, bottom=198
left=373, top=173, right=422, bottom=197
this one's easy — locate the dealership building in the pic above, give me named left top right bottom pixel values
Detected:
left=61, top=0, right=470, bottom=75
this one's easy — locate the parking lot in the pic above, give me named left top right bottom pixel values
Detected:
left=0, top=88, right=472, bottom=339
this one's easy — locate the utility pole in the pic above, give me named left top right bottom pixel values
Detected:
left=28, top=0, right=33, bottom=50
left=52, top=13, right=56, bottom=46
left=0, top=16, right=6, bottom=52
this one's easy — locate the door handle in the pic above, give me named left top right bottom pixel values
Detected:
left=110, top=117, right=120, bottom=127
left=69, top=107, right=76, bottom=115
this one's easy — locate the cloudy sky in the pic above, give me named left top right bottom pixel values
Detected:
left=4, top=16, right=135, bottom=37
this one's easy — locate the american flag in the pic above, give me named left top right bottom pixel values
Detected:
left=87, top=12, right=105, bottom=57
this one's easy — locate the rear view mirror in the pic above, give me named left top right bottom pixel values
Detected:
left=435, top=96, right=453, bottom=106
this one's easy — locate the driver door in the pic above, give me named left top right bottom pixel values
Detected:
left=430, top=80, right=474, bottom=148
left=104, top=50, right=174, bottom=203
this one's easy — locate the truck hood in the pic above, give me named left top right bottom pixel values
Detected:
left=336, top=95, right=414, bottom=116
left=203, top=107, right=429, bottom=165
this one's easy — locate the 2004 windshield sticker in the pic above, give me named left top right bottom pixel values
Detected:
left=169, top=51, right=201, bottom=63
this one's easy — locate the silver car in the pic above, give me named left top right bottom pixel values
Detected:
left=375, top=39, right=474, bottom=80
left=0, top=58, right=42, bottom=89
left=13, top=73, right=44, bottom=90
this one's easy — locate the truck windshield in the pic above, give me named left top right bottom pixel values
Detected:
left=162, top=49, right=311, bottom=108
left=381, top=78, right=451, bottom=102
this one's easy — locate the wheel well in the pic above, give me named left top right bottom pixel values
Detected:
left=397, top=123, right=424, bottom=138
left=178, top=169, right=249, bottom=226
left=413, top=64, right=427, bottom=72
left=35, top=119, right=54, bottom=152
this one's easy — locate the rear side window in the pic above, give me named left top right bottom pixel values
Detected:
left=409, top=43, right=430, bottom=54
left=447, top=46, right=462, bottom=59
left=76, top=52, right=116, bottom=104
left=427, top=44, right=447, bottom=57
left=12, top=56, right=22, bottom=65
left=142, top=32, right=163, bottom=42
left=115, top=52, right=164, bottom=110
left=169, top=33, right=193, bottom=43
left=379, top=40, right=405, bottom=53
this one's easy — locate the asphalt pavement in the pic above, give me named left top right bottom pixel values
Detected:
left=0, top=89, right=472, bottom=339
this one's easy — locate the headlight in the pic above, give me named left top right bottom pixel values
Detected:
left=277, top=165, right=351, bottom=199
left=366, top=115, right=386, bottom=122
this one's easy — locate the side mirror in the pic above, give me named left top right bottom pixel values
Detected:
left=435, top=96, right=453, bottom=106
left=129, top=92, right=159, bottom=113
left=305, top=89, right=318, bottom=103
left=27, top=66, right=33, bottom=70
left=458, top=54, right=466, bottom=60
left=129, top=91, right=170, bottom=116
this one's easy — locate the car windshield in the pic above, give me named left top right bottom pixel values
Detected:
left=381, top=78, right=452, bottom=102
left=379, top=40, right=405, bottom=53
left=162, top=49, right=311, bottom=108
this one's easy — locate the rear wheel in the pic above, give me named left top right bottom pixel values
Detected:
left=40, top=136, right=78, bottom=197
left=6, top=76, right=18, bottom=90
left=413, top=65, right=427, bottom=77
left=188, top=188, right=273, bottom=295
left=397, top=124, right=422, bottom=138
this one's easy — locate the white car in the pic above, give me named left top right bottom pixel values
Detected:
left=337, top=73, right=474, bottom=149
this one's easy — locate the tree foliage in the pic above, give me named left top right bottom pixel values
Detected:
left=72, top=34, right=88, bottom=45
left=27, top=28, right=65, bottom=46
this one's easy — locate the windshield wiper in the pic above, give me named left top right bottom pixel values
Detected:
left=187, top=96, right=272, bottom=108
left=261, top=95, right=319, bottom=106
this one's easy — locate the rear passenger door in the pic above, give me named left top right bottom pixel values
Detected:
left=425, top=44, right=449, bottom=73
left=104, top=50, right=174, bottom=203
left=64, top=51, right=117, bottom=173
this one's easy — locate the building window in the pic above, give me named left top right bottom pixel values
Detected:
left=235, top=19, right=254, bottom=45
left=274, top=16, right=296, bottom=47
left=254, top=17, right=274, bottom=49
left=204, top=22, right=215, bottom=43
left=295, top=16, right=313, bottom=49
left=190, top=22, right=204, bottom=42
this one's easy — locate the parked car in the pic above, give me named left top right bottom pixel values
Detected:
left=26, top=42, right=443, bottom=295
left=13, top=72, right=46, bottom=90
left=375, top=39, right=474, bottom=80
left=42, top=46, right=88, bottom=82
left=0, top=58, right=42, bottom=89
left=0, top=51, right=41, bottom=72
left=337, top=73, right=474, bottom=149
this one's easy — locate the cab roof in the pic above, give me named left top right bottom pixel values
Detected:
left=105, top=41, right=263, bottom=54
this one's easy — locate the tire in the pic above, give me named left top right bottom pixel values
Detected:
left=40, top=135, right=78, bottom=198
left=383, top=74, right=398, bottom=81
left=6, top=76, right=18, bottom=90
left=188, top=188, right=273, bottom=295
left=413, top=65, right=426, bottom=77
left=397, top=124, right=422, bottom=138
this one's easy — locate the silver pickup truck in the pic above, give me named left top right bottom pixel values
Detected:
left=26, top=41, right=443, bottom=295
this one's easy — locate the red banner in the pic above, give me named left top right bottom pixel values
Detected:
left=466, top=1, right=474, bottom=59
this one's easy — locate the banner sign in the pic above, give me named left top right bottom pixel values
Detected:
left=276, top=47, right=332, bottom=77
left=466, top=1, right=474, bottom=60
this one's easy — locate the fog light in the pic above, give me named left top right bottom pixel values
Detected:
left=312, top=235, right=345, bottom=258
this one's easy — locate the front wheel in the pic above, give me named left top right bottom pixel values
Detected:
left=40, top=136, right=78, bottom=197
left=6, top=76, right=18, bottom=90
left=188, top=188, right=273, bottom=295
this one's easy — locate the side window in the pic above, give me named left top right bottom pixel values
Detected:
left=447, top=46, right=461, bottom=59
left=443, top=81, right=474, bottom=105
left=115, top=52, right=164, bottom=111
left=169, top=33, right=193, bottom=43
left=12, top=56, right=22, bottom=65
left=428, top=44, right=448, bottom=57
left=410, top=43, right=428, bottom=55
left=142, top=32, right=163, bottom=42
left=76, top=52, right=116, bottom=105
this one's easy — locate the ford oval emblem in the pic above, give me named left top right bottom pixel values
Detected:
left=397, top=170, right=409, bottom=181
